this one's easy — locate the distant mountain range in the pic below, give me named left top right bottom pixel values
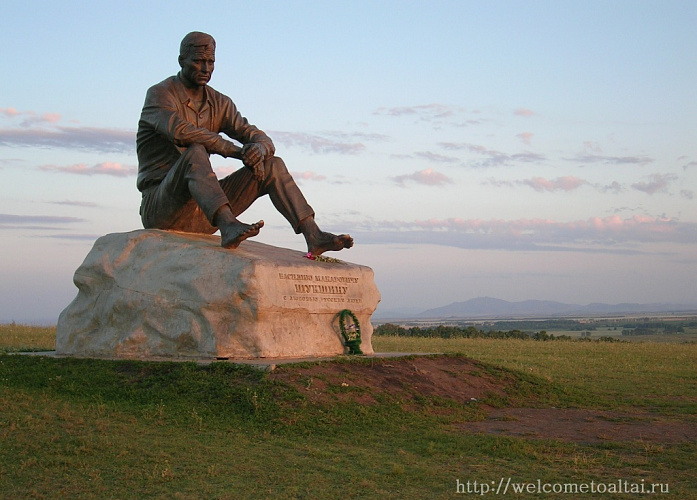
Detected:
left=379, top=297, right=697, bottom=319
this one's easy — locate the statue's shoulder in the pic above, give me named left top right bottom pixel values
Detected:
left=205, top=84, right=236, bottom=110
left=148, top=75, right=178, bottom=93
left=205, top=83, right=227, bottom=100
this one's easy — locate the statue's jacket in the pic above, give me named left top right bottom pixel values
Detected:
left=136, top=73, right=274, bottom=191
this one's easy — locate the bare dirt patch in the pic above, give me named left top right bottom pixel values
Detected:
left=271, top=355, right=696, bottom=444
left=271, top=355, right=507, bottom=406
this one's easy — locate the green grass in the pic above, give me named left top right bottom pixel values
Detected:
left=0, top=323, right=56, bottom=352
left=1, top=326, right=696, bottom=499
left=373, top=336, right=697, bottom=415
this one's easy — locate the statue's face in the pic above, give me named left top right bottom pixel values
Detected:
left=179, top=46, right=215, bottom=88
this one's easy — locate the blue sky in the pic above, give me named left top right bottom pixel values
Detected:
left=1, top=0, right=696, bottom=323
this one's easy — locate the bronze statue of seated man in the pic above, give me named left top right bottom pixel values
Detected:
left=136, top=31, right=353, bottom=255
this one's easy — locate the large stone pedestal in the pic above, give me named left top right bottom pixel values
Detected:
left=56, top=230, right=380, bottom=359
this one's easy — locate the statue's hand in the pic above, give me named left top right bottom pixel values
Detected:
left=250, top=161, right=265, bottom=182
left=242, top=143, right=265, bottom=167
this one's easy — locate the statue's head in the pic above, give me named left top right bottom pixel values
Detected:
left=178, top=32, right=216, bottom=88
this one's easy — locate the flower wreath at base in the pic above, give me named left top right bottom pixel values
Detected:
left=338, top=309, right=363, bottom=355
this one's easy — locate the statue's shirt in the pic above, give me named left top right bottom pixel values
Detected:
left=136, top=74, right=274, bottom=191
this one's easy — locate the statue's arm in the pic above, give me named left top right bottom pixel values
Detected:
left=140, top=86, right=242, bottom=158
left=218, top=96, right=275, bottom=161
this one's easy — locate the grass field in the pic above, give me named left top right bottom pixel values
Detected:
left=1, top=324, right=696, bottom=499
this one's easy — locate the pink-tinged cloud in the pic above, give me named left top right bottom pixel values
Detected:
left=291, top=170, right=327, bottom=182
left=39, top=162, right=136, bottom=177
left=0, top=107, right=62, bottom=126
left=41, top=113, right=61, bottom=123
left=516, top=132, right=534, bottom=145
left=631, top=173, right=677, bottom=195
left=514, top=108, right=535, bottom=117
left=522, top=176, right=587, bottom=192
left=392, top=168, right=454, bottom=186
left=213, top=165, right=239, bottom=177
left=0, top=107, right=21, bottom=118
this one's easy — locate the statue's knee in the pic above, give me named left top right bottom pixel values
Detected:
left=265, top=156, right=289, bottom=177
left=183, top=144, right=209, bottom=163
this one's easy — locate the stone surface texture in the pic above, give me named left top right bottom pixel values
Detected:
left=56, top=230, right=379, bottom=359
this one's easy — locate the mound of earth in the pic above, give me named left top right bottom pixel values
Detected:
left=270, top=354, right=697, bottom=444
left=271, top=355, right=509, bottom=406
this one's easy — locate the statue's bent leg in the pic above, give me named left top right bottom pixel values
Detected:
left=140, top=144, right=228, bottom=234
left=219, top=156, right=314, bottom=233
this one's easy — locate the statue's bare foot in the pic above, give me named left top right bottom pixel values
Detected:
left=220, top=220, right=264, bottom=249
left=307, top=231, right=353, bottom=257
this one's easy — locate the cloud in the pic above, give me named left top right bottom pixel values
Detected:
left=391, top=168, right=454, bottom=186
left=682, top=161, right=697, bottom=170
left=349, top=215, right=697, bottom=252
left=291, top=170, right=327, bottom=182
left=582, top=141, right=603, bottom=154
left=0, top=158, right=25, bottom=167
left=374, top=103, right=462, bottom=119
left=270, top=131, right=365, bottom=155
left=0, top=107, right=61, bottom=126
left=0, top=126, right=135, bottom=153
left=489, top=176, right=588, bottom=192
left=516, top=132, right=534, bottom=145
left=41, top=233, right=101, bottom=241
left=523, top=176, right=586, bottom=192
left=38, top=162, right=137, bottom=177
left=321, top=131, right=390, bottom=142
left=514, top=108, right=536, bottom=117
left=49, top=200, right=100, bottom=208
left=631, top=173, right=678, bottom=195
left=680, top=190, right=694, bottom=200
left=414, top=151, right=460, bottom=163
left=567, top=154, right=653, bottom=166
left=373, top=104, right=482, bottom=128
left=600, top=181, right=624, bottom=194
left=438, top=142, right=545, bottom=168
left=0, top=213, right=85, bottom=230
left=213, top=165, right=240, bottom=177
left=0, top=107, right=21, bottom=118
left=392, top=151, right=460, bottom=164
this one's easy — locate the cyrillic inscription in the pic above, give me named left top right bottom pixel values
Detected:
left=278, top=272, right=363, bottom=305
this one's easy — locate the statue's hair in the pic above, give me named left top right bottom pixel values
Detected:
left=179, top=32, right=216, bottom=58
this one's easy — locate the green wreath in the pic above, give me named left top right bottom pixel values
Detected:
left=339, top=309, right=363, bottom=355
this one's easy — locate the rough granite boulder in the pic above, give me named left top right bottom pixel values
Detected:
left=55, top=230, right=380, bottom=359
